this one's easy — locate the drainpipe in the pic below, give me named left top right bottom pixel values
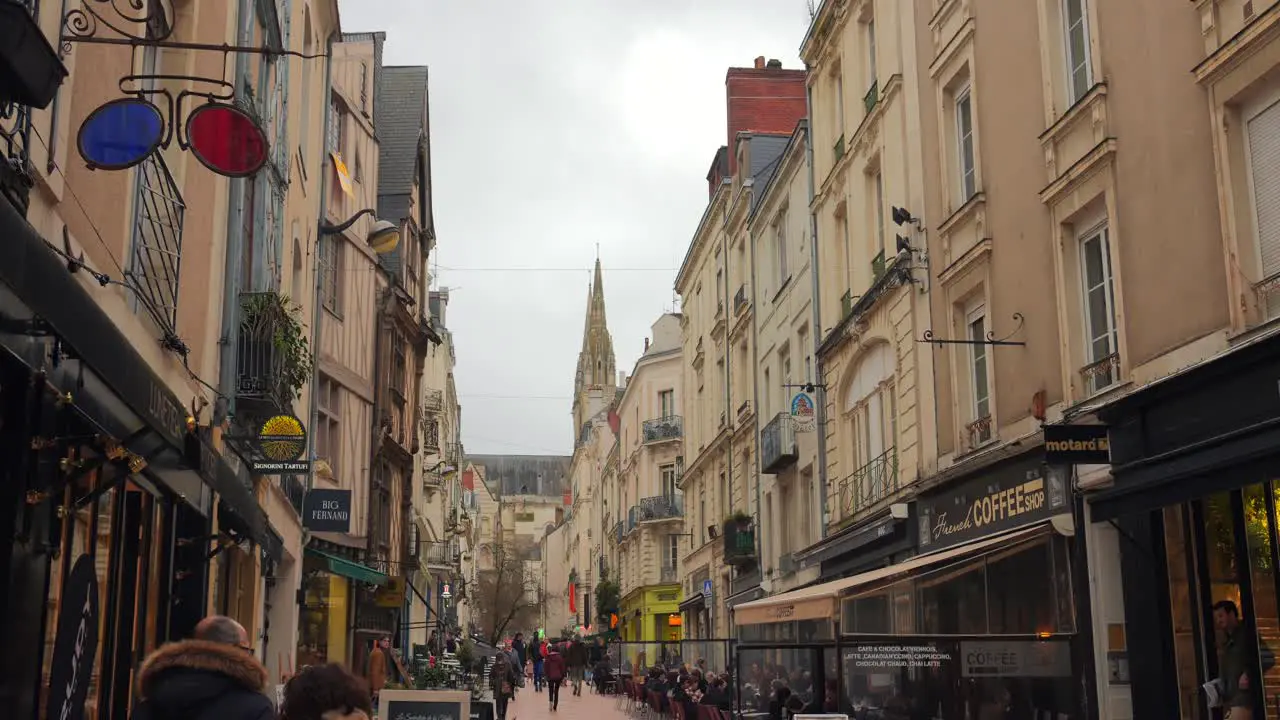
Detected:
left=367, top=286, right=394, bottom=546
left=804, top=85, right=830, bottom=539
left=306, top=30, right=338, bottom=491
left=746, top=185, right=764, bottom=583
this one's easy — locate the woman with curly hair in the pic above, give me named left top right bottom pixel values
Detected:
left=280, top=663, right=374, bottom=720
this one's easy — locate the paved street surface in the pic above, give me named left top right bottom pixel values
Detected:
left=511, top=683, right=627, bottom=720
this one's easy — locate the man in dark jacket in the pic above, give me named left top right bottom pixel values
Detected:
left=544, top=645, right=567, bottom=711
left=565, top=639, right=588, bottom=696
left=130, top=615, right=273, bottom=720
left=1215, top=599, right=1262, bottom=719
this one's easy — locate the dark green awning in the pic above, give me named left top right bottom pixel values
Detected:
left=306, top=548, right=388, bottom=585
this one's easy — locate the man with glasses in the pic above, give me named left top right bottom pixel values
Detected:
left=129, top=615, right=274, bottom=720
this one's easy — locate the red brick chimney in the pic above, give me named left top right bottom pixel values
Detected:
left=725, top=58, right=807, bottom=176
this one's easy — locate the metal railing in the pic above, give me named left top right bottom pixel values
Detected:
left=423, top=388, right=444, bottom=412
left=423, top=540, right=457, bottom=568
left=1080, top=352, right=1120, bottom=396
left=421, top=416, right=440, bottom=453
left=635, top=494, right=684, bottom=521
left=642, top=415, right=682, bottom=443
left=864, top=79, right=879, bottom=114
left=235, top=292, right=294, bottom=408
left=871, top=248, right=887, bottom=282
left=838, top=447, right=898, bottom=519
left=733, top=284, right=748, bottom=314
left=833, top=134, right=846, bottom=162
left=128, top=151, right=186, bottom=333
left=613, top=521, right=623, bottom=544
left=660, top=564, right=678, bottom=583
left=760, top=412, right=798, bottom=474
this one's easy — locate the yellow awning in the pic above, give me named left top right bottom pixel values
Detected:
left=734, top=522, right=1052, bottom=626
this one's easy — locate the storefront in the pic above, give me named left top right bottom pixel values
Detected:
left=795, top=503, right=917, bottom=581
left=0, top=184, right=279, bottom=718
left=1088, top=331, right=1280, bottom=720
left=733, top=450, right=1088, bottom=719
left=298, top=545, right=388, bottom=669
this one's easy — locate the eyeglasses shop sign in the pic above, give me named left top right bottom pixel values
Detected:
left=302, top=488, right=352, bottom=533
left=917, top=459, right=1068, bottom=551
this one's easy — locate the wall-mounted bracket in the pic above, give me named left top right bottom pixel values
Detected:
left=919, top=312, right=1027, bottom=347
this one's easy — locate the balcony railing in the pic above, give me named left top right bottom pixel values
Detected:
left=423, top=388, right=444, bottom=413
left=660, top=564, right=677, bottom=584
left=127, top=151, right=186, bottom=333
left=445, top=441, right=464, bottom=464
left=966, top=414, right=994, bottom=449
left=642, top=415, right=682, bottom=443
left=635, top=494, right=684, bottom=522
left=838, top=447, right=898, bottom=519
left=423, top=540, right=457, bottom=568
left=733, top=284, right=748, bottom=314
left=279, top=474, right=305, bottom=517
left=864, top=79, right=879, bottom=115
left=613, top=521, right=623, bottom=544
left=760, top=412, right=798, bottom=474
left=834, top=134, right=846, bottom=163
left=871, top=249, right=887, bottom=282
left=840, top=290, right=853, bottom=320
left=1080, top=352, right=1120, bottom=397
left=236, top=291, right=305, bottom=410
left=421, top=416, right=440, bottom=453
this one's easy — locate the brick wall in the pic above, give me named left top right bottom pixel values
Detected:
left=725, top=59, right=807, bottom=176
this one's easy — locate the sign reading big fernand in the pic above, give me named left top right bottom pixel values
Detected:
left=917, top=456, right=1068, bottom=552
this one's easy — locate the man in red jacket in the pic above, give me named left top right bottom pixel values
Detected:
left=543, top=643, right=567, bottom=711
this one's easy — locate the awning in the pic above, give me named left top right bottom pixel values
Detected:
left=306, top=548, right=388, bottom=585
left=734, top=523, right=1049, bottom=626
left=678, top=593, right=706, bottom=613
left=0, top=197, right=272, bottom=551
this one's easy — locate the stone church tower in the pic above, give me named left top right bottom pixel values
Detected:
left=572, top=258, right=617, bottom=440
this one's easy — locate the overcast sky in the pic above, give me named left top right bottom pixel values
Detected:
left=337, top=1, right=807, bottom=456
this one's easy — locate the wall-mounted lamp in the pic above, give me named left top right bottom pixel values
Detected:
left=320, top=208, right=400, bottom=255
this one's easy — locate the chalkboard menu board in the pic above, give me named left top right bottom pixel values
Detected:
left=379, top=689, right=470, bottom=720
left=470, top=699, right=495, bottom=720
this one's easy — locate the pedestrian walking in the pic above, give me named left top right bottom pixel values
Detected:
left=490, top=653, right=517, bottom=720
left=544, top=643, right=567, bottom=711
left=279, top=663, right=373, bottom=720
left=128, top=615, right=274, bottom=720
left=532, top=637, right=546, bottom=691
left=565, top=638, right=588, bottom=696
left=367, top=637, right=390, bottom=706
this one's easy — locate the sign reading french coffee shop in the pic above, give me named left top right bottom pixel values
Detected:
left=917, top=457, right=1068, bottom=552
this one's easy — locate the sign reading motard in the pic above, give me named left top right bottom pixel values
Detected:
left=251, top=414, right=310, bottom=474
left=917, top=456, right=1069, bottom=552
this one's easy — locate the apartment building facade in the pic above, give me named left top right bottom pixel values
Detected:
left=615, top=314, right=685, bottom=646
left=748, top=121, right=822, bottom=597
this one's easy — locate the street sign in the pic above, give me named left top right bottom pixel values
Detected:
left=702, top=579, right=713, bottom=598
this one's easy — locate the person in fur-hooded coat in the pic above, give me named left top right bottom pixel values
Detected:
left=130, top=616, right=274, bottom=720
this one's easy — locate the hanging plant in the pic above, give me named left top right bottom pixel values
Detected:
left=240, top=292, right=315, bottom=401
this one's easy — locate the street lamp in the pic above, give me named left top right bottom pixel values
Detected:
left=320, top=207, right=399, bottom=255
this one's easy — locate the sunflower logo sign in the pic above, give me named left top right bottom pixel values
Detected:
left=251, top=414, right=311, bottom=474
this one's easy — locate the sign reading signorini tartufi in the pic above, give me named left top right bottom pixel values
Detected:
left=917, top=456, right=1069, bottom=553
left=302, top=488, right=352, bottom=533
left=1043, top=423, right=1111, bottom=465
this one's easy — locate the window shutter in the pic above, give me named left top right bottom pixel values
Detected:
left=1247, top=101, right=1280, bottom=318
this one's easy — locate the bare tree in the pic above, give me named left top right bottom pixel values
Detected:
left=473, top=539, right=544, bottom=644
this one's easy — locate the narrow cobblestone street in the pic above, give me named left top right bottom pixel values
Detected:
left=509, top=683, right=628, bottom=720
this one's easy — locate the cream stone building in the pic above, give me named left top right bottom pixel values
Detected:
left=614, top=314, right=685, bottom=646
left=457, top=463, right=500, bottom=634
left=747, top=121, right=822, bottom=596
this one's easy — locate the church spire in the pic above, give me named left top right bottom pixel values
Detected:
left=573, top=256, right=617, bottom=434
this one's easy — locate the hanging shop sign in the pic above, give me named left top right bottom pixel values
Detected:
left=916, top=456, right=1069, bottom=553
left=374, top=576, right=407, bottom=608
left=302, top=488, right=352, bottom=532
left=58, top=0, right=308, bottom=179
left=45, top=555, right=100, bottom=720
left=790, top=391, right=817, bottom=432
left=251, top=414, right=310, bottom=474
left=1043, top=423, right=1111, bottom=465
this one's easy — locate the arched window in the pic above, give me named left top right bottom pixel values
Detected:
left=840, top=343, right=897, bottom=517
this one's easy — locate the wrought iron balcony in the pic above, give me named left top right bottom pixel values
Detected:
left=634, top=494, right=683, bottom=522
left=760, top=412, right=798, bottom=474
left=421, top=416, right=440, bottom=453
left=833, top=134, right=846, bottom=163
left=838, top=447, right=898, bottom=519
left=864, top=79, right=879, bottom=115
left=613, top=520, right=623, bottom=544
left=733, top=284, right=748, bottom=315
left=423, top=540, right=456, bottom=569
left=642, top=415, right=682, bottom=444
left=127, top=151, right=186, bottom=334
left=445, top=441, right=463, bottom=463
left=423, top=388, right=444, bottom=413
left=660, top=564, right=677, bottom=584
left=236, top=291, right=311, bottom=411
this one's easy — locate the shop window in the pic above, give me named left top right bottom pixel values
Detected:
left=986, top=539, right=1059, bottom=634
left=917, top=555, right=988, bottom=635
left=1203, top=492, right=1243, bottom=608
left=1164, top=504, right=1207, bottom=720
left=1244, top=484, right=1280, bottom=704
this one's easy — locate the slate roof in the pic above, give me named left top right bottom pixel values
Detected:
left=467, top=455, right=572, bottom=498
left=747, top=134, right=791, bottom=213
left=375, top=65, right=431, bottom=276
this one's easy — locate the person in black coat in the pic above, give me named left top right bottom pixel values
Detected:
left=130, top=616, right=274, bottom=720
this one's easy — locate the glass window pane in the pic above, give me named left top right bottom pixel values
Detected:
left=986, top=539, right=1058, bottom=634
left=1203, top=492, right=1242, bottom=607
left=1082, top=235, right=1104, bottom=288
left=1247, top=484, right=1280, bottom=703
left=917, top=557, right=988, bottom=634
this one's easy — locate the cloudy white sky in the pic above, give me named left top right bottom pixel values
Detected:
left=337, top=1, right=807, bottom=456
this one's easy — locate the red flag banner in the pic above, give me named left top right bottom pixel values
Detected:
left=569, top=582, right=577, bottom=613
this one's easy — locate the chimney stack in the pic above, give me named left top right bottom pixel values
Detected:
left=754, top=56, right=766, bottom=69
left=644, top=337, right=650, bottom=352
left=766, top=59, right=783, bottom=69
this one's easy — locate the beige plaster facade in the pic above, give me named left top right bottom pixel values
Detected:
left=802, top=0, right=938, bottom=543
left=614, top=314, right=685, bottom=640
